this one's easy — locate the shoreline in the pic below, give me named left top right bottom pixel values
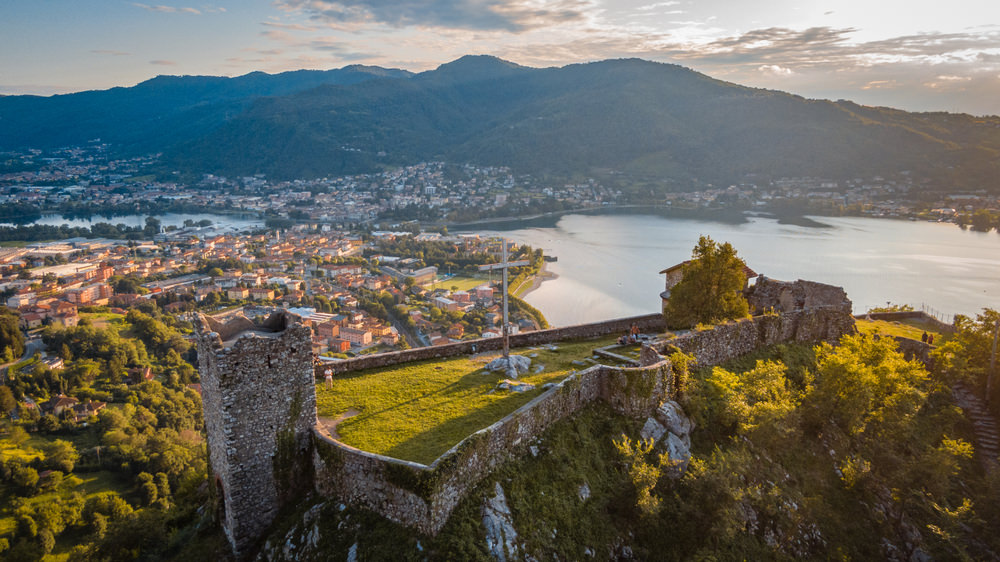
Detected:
left=516, top=261, right=559, bottom=299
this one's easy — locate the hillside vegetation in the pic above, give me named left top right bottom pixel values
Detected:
left=4, top=56, right=1000, bottom=190
left=260, top=333, right=1000, bottom=561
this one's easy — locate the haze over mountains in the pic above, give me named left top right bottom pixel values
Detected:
left=3, top=55, right=999, bottom=190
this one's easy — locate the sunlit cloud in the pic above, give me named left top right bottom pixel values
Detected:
left=131, top=3, right=224, bottom=14
left=274, top=0, right=592, bottom=32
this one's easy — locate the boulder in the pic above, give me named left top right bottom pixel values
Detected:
left=497, top=379, right=536, bottom=393
left=655, top=400, right=692, bottom=439
left=639, top=417, right=667, bottom=443
left=486, top=355, right=531, bottom=378
left=663, top=432, right=691, bottom=476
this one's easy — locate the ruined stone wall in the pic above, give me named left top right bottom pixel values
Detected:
left=662, top=307, right=855, bottom=366
left=309, top=303, right=855, bottom=538
left=312, top=360, right=673, bottom=535
left=320, top=313, right=666, bottom=376
left=197, top=313, right=316, bottom=559
left=746, top=277, right=851, bottom=315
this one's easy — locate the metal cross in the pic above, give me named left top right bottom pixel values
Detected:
left=478, top=238, right=529, bottom=363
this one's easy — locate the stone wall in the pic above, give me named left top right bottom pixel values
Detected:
left=659, top=307, right=855, bottom=367
left=319, top=313, right=666, bottom=376
left=197, top=312, right=316, bottom=559
left=308, top=294, right=856, bottom=540
left=206, top=278, right=858, bottom=555
left=746, top=277, right=851, bottom=315
left=857, top=311, right=955, bottom=334
left=312, top=359, right=673, bottom=535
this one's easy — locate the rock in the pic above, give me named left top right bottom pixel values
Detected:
left=571, top=359, right=587, bottom=366
left=584, top=547, right=595, bottom=557
left=486, top=355, right=531, bottom=377
left=663, top=432, right=691, bottom=476
left=347, top=542, right=358, bottom=562
left=639, top=417, right=667, bottom=443
left=533, top=364, right=545, bottom=374
left=483, top=482, right=519, bottom=562
left=542, top=382, right=556, bottom=390
left=529, top=353, right=538, bottom=358
left=497, top=379, right=535, bottom=393
left=655, top=400, right=692, bottom=438
left=578, top=482, right=591, bottom=501
left=529, top=445, right=539, bottom=457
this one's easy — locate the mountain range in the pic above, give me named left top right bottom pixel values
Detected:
left=3, top=55, right=999, bottom=190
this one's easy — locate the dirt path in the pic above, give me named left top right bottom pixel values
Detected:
left=317, top=408, right=360, bottom=440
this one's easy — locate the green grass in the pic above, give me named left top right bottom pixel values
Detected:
left=430, top=275, right=488, bottom=292
left=317, top=336, right=619, bottom=464
left=80, top=311, right=126, bottom=329
left=0, top=240, right=31, bottom=247
left=855, top=318, right=951, bottom=344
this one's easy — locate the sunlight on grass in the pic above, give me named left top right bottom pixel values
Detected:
left=855, top=318, right=951, bottom=344
left=429, top=275, right=488, bottom=292
left=317, top=336, right=619, bottom=464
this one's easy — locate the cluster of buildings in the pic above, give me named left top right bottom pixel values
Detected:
left=0, top=218, right=536, bottom=361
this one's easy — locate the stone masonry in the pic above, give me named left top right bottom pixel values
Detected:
left=199, top=278, right=856, bottom=558
left=196, top=311, right=316, bottom=559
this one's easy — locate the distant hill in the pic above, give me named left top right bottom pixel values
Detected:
left=4, top=55, right=1000, bottom=190
left=0, top=65, right=412, bottom=154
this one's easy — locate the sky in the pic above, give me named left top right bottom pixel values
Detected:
left=2, top=0, right=1000, bottom=115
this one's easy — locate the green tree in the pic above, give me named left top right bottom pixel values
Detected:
left=45, top=439, right=79, bottom=473
left=664, top=236, right=750, bottom=329
left=0, top=385, right=16, bottom=415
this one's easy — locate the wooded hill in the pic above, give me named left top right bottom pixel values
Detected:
left=4, top=56, right=1000, bottom=190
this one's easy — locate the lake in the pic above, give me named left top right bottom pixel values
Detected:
left=8, top=212, right=265, bottom=231
left=472, top=213, right=1000, bottom=327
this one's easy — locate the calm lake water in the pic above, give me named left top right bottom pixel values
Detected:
left=474, top=213, right=1000, bottom=327
left=10, top=212, right=265, bottom=231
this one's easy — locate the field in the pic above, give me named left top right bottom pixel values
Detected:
left=316, top=336, right=620, bottom=464
left=429, top=275, right=488, bottom=292
left=855, top=317, right=952, bottom=344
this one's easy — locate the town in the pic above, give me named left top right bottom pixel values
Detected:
left=3, top=144, right=1000, bottom=230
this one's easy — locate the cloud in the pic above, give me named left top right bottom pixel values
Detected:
left=759, top=64, right=794, bottom=76
left=91, top=49, right=131, bottom=56
left=274, top=0, right=590, bottom=32
left=131, top=3, right=225, bottom=14
left=149, top=59, right=178, bottom=65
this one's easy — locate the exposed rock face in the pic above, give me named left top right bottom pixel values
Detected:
left=483, top=482, right=519, bottom=562
left=656, top=400, right=693, bottom=447
left=640, top=399, right=694, bottom=476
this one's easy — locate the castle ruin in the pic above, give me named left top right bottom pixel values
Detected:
left=197, top=278, right=856, bottom=558
left=195, top=312, right=316, bottom=558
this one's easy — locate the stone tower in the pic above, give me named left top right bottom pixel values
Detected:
left=196, top=311, right=317, bottom=558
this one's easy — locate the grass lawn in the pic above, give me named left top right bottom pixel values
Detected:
left=0, top=241, right=31, bottom=247
left=430, top=275, right=488, bottom=292
left=855, top=318, right=951, bottom=344
left=80, top=311, right=126, bottom=330
left=317, top=335, right=620, bottom=464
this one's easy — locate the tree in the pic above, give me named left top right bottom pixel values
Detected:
left=664, top=236, right=750, bottom=329
left=45, top=440, right=79, bottom=473
left=0, top=385, right=16, bottom=415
